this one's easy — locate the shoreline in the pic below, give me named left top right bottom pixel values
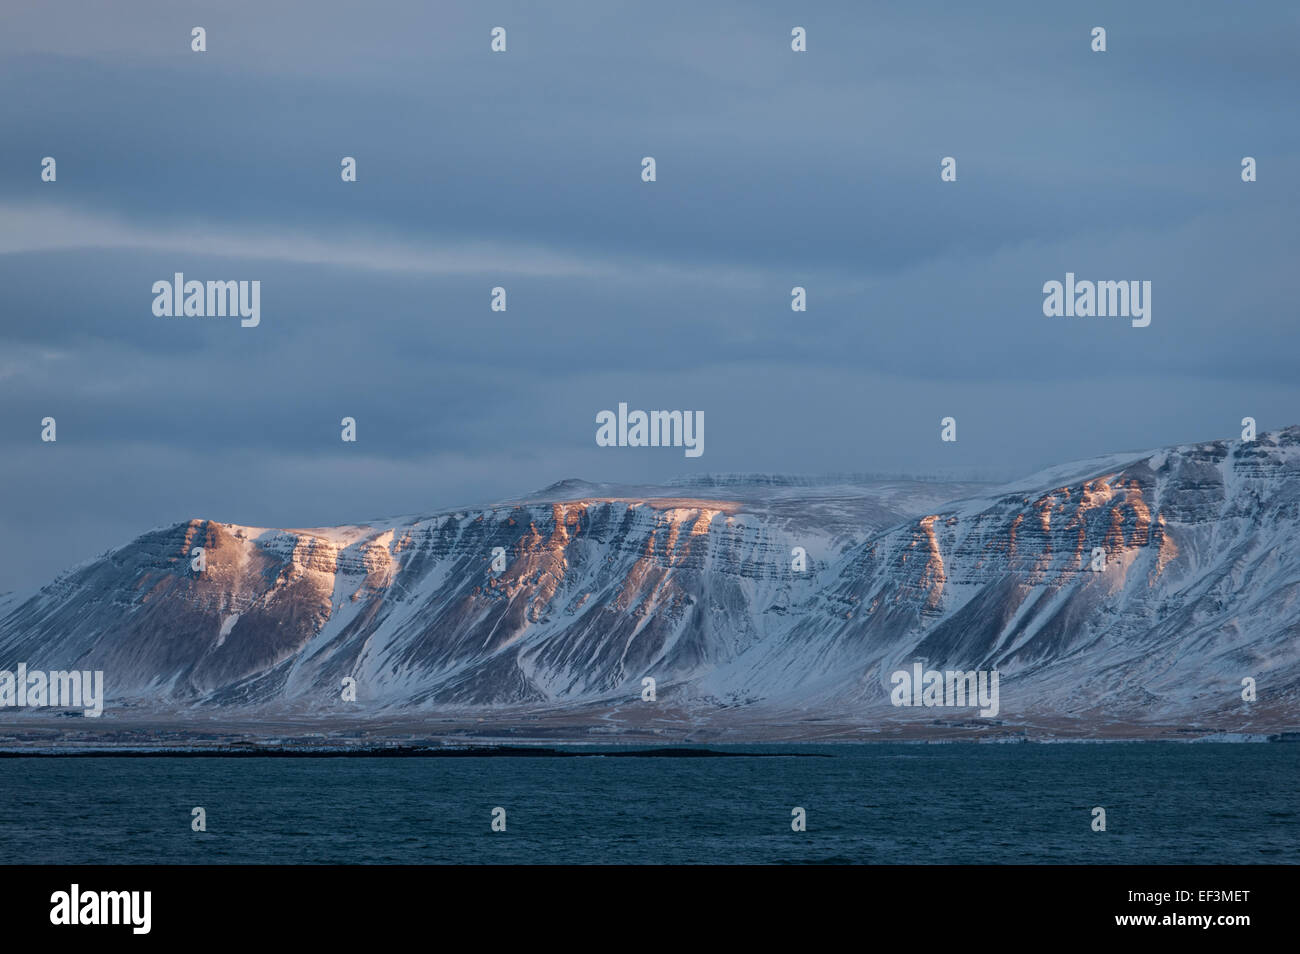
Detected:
left=0, top=734, right=1295, bottom=756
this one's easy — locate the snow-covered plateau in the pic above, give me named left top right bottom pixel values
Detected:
left=1, top=429, right=1297, bottom=743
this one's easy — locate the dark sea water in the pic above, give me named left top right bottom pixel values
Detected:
left=2, top=744, right=1296, bottom=864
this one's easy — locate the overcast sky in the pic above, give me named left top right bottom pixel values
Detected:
left=1, top=1, right=1297, bottom=591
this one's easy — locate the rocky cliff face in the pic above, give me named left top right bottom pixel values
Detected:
left=778, top=430, right=1300, bottom=725
left=1, top=432, right=1298, bottom=731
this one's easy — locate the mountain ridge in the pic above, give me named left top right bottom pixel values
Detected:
left=1, top=428, right=1297, bottom=740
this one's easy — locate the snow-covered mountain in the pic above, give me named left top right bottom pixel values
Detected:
left=2, top=429, right=1298, bottom=737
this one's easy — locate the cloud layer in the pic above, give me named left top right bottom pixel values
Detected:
left=1, top=0, right=1297, bottom=590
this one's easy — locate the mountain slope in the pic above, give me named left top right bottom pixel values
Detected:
left=1, top=432, right=1298, bottom=737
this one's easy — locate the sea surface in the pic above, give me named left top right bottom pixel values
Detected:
left=2, top=743, right=1296, bottom=864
